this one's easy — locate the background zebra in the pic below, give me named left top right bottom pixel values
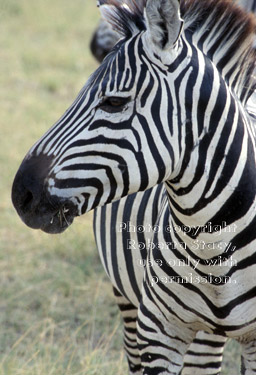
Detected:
left=11, top=0, right=256, bottom=374
left=90, top=18, right=120, bottom=63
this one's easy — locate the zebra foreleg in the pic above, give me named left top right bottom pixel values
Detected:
left=240, top=340, right=256, bottom=375
left=182, top=331, right=226, bottom=375
left=113, top=287, right=142, bottom=375
left=137, top=288, right=195, bottom=375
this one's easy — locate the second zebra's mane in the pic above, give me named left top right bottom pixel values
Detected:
left=99, top=0, right=256, bottom=105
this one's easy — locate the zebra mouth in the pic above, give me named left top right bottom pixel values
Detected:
left=24, top=198, right=78, bottom=234
left=12, top=184, right=78, bottom=234
left=19, top=199, right=78, bottom=234
left=18, top=199, right=77, bottom=234
left=42, top=201, right=77, bottom=234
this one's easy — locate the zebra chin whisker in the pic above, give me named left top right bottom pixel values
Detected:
left=60, top=206, right=71, bottom=227
left=49, top=205, right=71, bottom=228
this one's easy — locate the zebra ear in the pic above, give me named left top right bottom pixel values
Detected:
left=145, top=0, right=183, bottom=50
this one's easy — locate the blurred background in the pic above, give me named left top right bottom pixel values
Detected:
left=0, top=0, right=126, bottom=374
left=0, top=0, right=241, bottom=374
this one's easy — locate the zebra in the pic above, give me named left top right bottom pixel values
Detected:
left=92, top=1, right=256, bottom=372
left=11, top=0, right=256, bottom=374
left=90, top=18, right=120, bottom=62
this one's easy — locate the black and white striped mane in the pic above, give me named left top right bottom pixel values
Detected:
left=100, top=0, right=256, bottom=104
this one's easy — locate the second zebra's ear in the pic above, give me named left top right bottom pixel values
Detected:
left=145, top=0, right=183, bottom=51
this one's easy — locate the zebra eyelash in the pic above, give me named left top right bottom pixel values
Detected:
left=97, top=96, right=131, bottom=113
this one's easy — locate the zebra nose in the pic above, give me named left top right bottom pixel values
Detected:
left=11, top=154, right=53, bottom=227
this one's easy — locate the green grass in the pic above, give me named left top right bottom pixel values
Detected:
left=0, top=0, right=241, bottom=373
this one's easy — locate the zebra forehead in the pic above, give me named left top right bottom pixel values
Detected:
left=87, top=35, right=144, bottom=95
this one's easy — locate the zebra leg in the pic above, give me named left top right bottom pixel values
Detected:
left=113, top=287, right=142, bottom=375
left=240, top=340, right=256, bottom=374
left=137, top=289, right=196, bottom=375
left=182, top=331, right=226, bottom=375
left=113, top=289, right=226, bottom=375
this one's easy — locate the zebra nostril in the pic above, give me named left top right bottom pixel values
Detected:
left=12, top=153, right=54, bottom=218
left=12, top=177, right=39, bottom=214
left=22, top=190, right=34, bottom=211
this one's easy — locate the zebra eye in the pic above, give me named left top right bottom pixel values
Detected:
left=98, top=96, right=131, bottom=113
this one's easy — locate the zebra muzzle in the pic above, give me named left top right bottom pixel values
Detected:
left=11, top=153, right=78, bottom=234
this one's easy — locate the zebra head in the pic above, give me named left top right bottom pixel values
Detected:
left=12, top=0, right=184, bottom=233
left=12, top=0, right=255, bottom=234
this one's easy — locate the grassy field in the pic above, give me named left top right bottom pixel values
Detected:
left=0, top=0, right=241, bottom=374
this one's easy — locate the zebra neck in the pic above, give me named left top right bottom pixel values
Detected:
left=163, top=103, right=256, bottom=256
left=159, top=188, right=256, bottom=263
